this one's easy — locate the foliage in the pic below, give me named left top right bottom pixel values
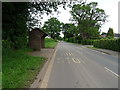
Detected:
left=2, top=2, right=28, bottom=49
left=28, top=0, right=84, bottom=28
left=62, top=23, right=78, bottom=41
left=70, top=2, right=107, bottom=40
left=2, top=1, right=75, bottom=49
left=106, top=28, right=114, bottom=38
left=27, top=1, right=67, bottom=29
left=93, top=38, right=120, bottom=52
left=42, top=17, right=63, bottom=39
left=81, top=39, right=95, bottom=45
left=45, top=38, right=58, bottom=48
left=2, top=48, right=46, bottom=88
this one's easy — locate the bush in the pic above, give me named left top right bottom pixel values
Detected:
left=2, top=40, right=13, bottom=55
left=93, top=38, right=120, bottom=52
left=81, top=39, right=94, bottom=45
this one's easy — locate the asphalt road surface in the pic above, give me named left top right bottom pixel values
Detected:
left=46, top=41, right=118, bottom=88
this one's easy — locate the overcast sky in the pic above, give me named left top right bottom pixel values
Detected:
left=41, top=0, right=119, bottom=33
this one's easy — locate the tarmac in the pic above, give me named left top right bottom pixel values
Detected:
left=84, top=45, right=119, bottom=57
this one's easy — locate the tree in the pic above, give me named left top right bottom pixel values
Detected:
left=62, top=23, right=78, bottom=41
left=70, top=2, right=107, bottom=40
left=2, top=2, right=29, bottom=49
left=107, top=28, right=114, bottom=38
left=27, top=0, right=85, bottom=29
left=2, top=1, right=71, bottom=49
left=42, top=17, right=63, bottom=39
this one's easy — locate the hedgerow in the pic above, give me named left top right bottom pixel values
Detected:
left=93, top=38, right=120, bottom=52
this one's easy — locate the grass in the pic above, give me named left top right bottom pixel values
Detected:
left=87, top=46, right=98, bottom=50
left=0, top=72, right=1, bottom=89
left=87, top=46, right=110, bottom=55
left=45, top=38, right=58, bottom=48
left=2, top=48, right=46, bottom=88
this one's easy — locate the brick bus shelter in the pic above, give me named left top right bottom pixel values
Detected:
left=29, top=28, right=47, bottom=51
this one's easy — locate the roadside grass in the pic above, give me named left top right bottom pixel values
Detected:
left=87, top=46, right=110, bottom=55
left=45, top=38, right=58, bottom=48
left=2, top=48, right=46, bottom=88
left=87, top=46, right=98, bottom=50
left=0, top=72, right=1, bottom=89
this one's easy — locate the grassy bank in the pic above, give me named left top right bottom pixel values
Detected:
left=2, top=48, right=46, bottom=88
left=45, top=38, right=58, bottom=48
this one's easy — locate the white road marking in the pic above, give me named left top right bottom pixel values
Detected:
left=104, top=67, right=119, bottom=77
left=72, top=58, right=77, bottom=63
left=66, top=52, right=72, bottom=56
left=76, top=58, right=81, bottom=63
left=69, top=53, right=72, bottom=56
left=89, top=48, right=107, bottom=55
left=39, top=48, right=57, bottom=88
left=66, top=53, right=68, bottom=56
left=72, top=58, right=81, bottom=63
left=101, top=53, right=106, bottom=54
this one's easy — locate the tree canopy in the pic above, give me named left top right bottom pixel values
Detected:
left=42, top=17, right=63, bottom=39
left=2, top=1, right=108, bottom=49
left=2, top=1, right=70, bottom=49
left=62, top=23, right=77, bottom=40
left=107, top=28, right=114, bottom=38
left=70, top=2, right=107, bottom=40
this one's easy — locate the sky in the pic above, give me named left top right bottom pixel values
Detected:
left=41, top=0, right=119, bottom=34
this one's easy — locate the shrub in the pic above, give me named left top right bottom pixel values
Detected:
left=81, top=39, right=94, bottom=45
left=93, top=38, right=120, bottom=52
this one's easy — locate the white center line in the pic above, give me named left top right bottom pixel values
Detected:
left=104, top=67, right=119, bottom=77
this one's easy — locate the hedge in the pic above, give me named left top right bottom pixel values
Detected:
left=93, top=38, right=120, bottom=52
left=81, top=39, right=94, bottom=45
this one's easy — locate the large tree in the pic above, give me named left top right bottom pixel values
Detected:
left=70, top=2, right=107, bottom=40
left=2, top=1, right=71, bottom=49
left=42, top=17, right=63, bottom=39
left=107, top=28, right=114, bottom=38
left=62, top=23, right=77, bottom=40
left=2, top=2, right=29, bottom=49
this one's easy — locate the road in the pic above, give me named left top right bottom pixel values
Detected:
left=41, top=41, right=118, bottom=88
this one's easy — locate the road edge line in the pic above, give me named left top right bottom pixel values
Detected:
left=39, top=44, right=58, bottom=88
left=104, top=67, right=119, bottom=77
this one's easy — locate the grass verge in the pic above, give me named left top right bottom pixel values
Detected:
left=87, top=46, right=110, bottom=55
left=0, top=72, right=1, bottom=89
left=87, top=46, right=98, bottom=50
left=45, top=38, right=58, bottom=48
left=2, top=48, right=46, bottom=88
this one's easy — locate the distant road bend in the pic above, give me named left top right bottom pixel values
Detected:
left=41, top=41, right=118, bottom=88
